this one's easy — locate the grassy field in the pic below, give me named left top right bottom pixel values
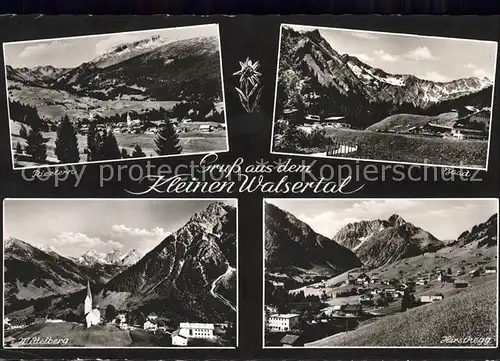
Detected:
left=306, top=279, right=497, bottom=347
left=11, top=121, right=228, bottom=168
left=366, top=112, right=458, bottom=132
left=309, top=128, right=488, bottom=168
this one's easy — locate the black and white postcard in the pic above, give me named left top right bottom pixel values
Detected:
left=271, top=24, right=497, bottom=170
left=3, top=198, right=238, bottom=348
left=3, top=24, right=228, bottom=169
left=263, top=198, right=498, bottom=348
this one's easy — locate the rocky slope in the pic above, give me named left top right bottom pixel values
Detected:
left=334, top=214, right=444, bottom=267
left=265, top=203, right=362, bottom=277
left=278, top=26, right=493, bottom=128
left=451, top=213, right=498, bottom=248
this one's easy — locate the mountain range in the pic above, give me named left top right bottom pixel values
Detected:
left=6, top=34, right=223, bottom=104
left=5, top=202, right=237, bottom=324
left=76, top=249, right=142, bottom=267
left=278, top=26, right=493, bottom=128
left=333, top=214, right=445, bottom=267
left=265, top=202, right=497, bottom=275
left=265, top=203, right=362, bottom=280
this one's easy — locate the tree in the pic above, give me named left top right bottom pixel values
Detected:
left=154, top=120, right=182, bottom=155
left=121, top=148, right=129, bottom=159
left=55, top=115, right=80, bottom=163
left=25, top=127, right=47, bottom=163
left=19, top=124, right=28, bottom=138
left=100, top=132, right=121, bottom=160
left=86, top=123, right=101, bottom=162
left=447, top=267, right=452, bottom=275
left=15, top=142, right=22, bottom=154
left=105, top=304, right=117, bottom=322
left=132, top=144, right=146, bottom=158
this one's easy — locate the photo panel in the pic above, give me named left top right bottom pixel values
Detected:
left=3, top=198, right=238, bottom=348
left=271, top=24, right=498, bottom=170
left=3, top=24, right=229, bottom=170
left=263, top=198, right=498, bottom=348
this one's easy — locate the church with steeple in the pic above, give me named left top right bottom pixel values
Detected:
left=84, top=281, right=101, bottom=328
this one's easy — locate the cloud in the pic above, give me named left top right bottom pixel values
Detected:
left=349, top=32, right=380, bottom=40
left=17, top=41, right=74, bottom=60
left=50, top=232, right=124, bottom=254
left=110, top=224, right=170, bottom=253
left=374, top=50, right=399, bottom=62
left=465, top=63, right=477, bottom=69
left=463, top=63, right=490, bottom=79
left=404, top=46, right=436, bottom=60
left=424, top=71, right=451, bottom=82
left=353, top=53, right=374, bottom=63
left=94, top=33, right=162, bottom=55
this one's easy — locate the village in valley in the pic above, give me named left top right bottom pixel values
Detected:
left=264, top=199, right=498, bottom=347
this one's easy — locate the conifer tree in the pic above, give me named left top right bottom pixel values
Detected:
left=132, top=144, right=146, bottom=158
left=154, top=119, right=182, bottom=155
left=86, top=123, right=102, bottom=161
left=55, top=115, right=80, bottom=163
left=100, top=132, right=122, bottom=160
left=15, top=141, right=22, bottom=154
left=19, top=124, right=27, bottom=138
left=121, top=148, right=129, bottom=159
left=25, top=127, right=47, bottom=163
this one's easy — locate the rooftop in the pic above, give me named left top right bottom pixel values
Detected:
left=179, top=322, right=215, bottom=330
left=270, top=313, right=300, bottom=319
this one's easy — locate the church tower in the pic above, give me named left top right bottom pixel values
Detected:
left=127, top=112, right=132, bottom=128
left=84, top=280, right=92, bottom=315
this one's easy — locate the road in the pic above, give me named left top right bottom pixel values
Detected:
left=210, top=266, right=236, bottom=312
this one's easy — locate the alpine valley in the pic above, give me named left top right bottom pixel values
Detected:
left=4, top=201, right=237, bottom=346
left=264, top=202, right=498, bottom=347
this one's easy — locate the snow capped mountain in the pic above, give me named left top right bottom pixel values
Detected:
left=78, top=249, right=143, bottom=266
left=278, top=26, right=494, bottom=128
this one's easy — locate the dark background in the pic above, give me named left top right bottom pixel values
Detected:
left=0, top=15, right=499, bottom=359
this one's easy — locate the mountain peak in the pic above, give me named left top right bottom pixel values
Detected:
left=388, top=214, right=406, bottom=227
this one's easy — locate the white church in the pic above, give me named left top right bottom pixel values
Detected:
left=84, top=281, right=101, bottom=328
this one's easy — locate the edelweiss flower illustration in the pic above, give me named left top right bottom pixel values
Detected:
left=233, top=57, right=263, bottom=113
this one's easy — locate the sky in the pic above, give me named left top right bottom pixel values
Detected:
left=285, top=24, right=497, bottom=83
left=3, top=199, right=236, bottom=257
left=3, top=24, right=219, bottom=68
left=266, top=199, right=498, bottom=240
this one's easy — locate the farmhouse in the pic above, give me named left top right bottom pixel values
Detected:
left=416, top=278, right=428, bottom=286
left=454, top=280, right=469, bottom=288
left=171, top=329, right=188, bottom=346
left=356, top=273, right=370, bottom=285
left=143, top=320, right=158, bottom=332
left=469, top=269, right=481, bottom=277
left=420, top=293, right=444, bottom=303
left=437, top=273, right=453, bottom=283
left=268, top=314, right=300, bottom=332
left=119, top=323, right=129, bottom=330
left=485, top=266, right=497, bottom=274
left=370, top=277, right=380, bottom=284
left=199, top=124, right=214, bottom=132
left=339, top=304, right=363, bottom=317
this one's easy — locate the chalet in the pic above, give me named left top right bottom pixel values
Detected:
left=469, top=269, right=481, bottom=277
left=356, top=273, right=370, bottom=285
left=265, top=305, right=278, bottom=314
left=416, top=278, right=428, bottom=286
left=345, top=274, right=356, bottom=285
left=339, top=304, right=363, bottom=317
left=451, top=127, right=487, bottom=140
left=280, top=334, right=304, bottom=347
left=171, top=329, right=188, bottom=346
left=147, top=312, right=158, bottom=322
left=199, top=124, right=214, bottom=132
left=437, top=273, right=453, bottom=283
left=454, top=280, right=469, bottom=288
left=420, top=293, right=444, bottom=303
left=359, top=294, right=374, bottom=302
left=143, top=320, right=158, bottom=332
left=179, top=322, right=215, bottom=339
left=116, top=313, right=127, bottom=323
left=370, top=277, right=380, bottom=284
left=485, top=266, right=497, bottom=274
left=119, top=323, right=129, bottom=330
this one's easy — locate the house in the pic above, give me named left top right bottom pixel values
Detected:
left=339, top=304, right=363, bottom=317
left=420, top=294, right=444, bottom=303
left=199, top=124, right=214, bottom=132
left=143, top=320, right=158, bottom=332
left=280, top=333, right=304, bottom=347
left=171, top=329, right=188, bottom=346
left=265, top=305, right=278, bottom=314
left=437, top=273, right=453, bottom=283
left=179, top=322, right=215, bottom=339
left=416, top=278, right=428, bottom=286
left=359, top=294, right=373, bottom=302
left=370, top=277, right=380, bottom=284
left=119, top=323, right=129, bottom=330
left=268, top=314, right=300, bottom=332
left=116, top=313, right=127, bottom=324
left=485, top=266, right=497, bottom=274
left=469, top=269, right=481, bottom=277
left=454, top=280, right=469, bottom=288
left=345, top=274, right=356, bottom=285
left=147, top=313, right=158, bottom=322
left=356, top=273, right=370, bottom=285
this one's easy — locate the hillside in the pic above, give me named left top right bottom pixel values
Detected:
left=277, top=26, right=493, bottom=128
left=452, top=213, right=498, bottom=248
left=366, top=112, right=458, bottom=132
left=265, top=202, right=362, bottom=279
left=4, top=238, right=124, bottom=311
left=334, top=214, right=444, bottom=267
left=306, top=279, right=497, bottom=347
